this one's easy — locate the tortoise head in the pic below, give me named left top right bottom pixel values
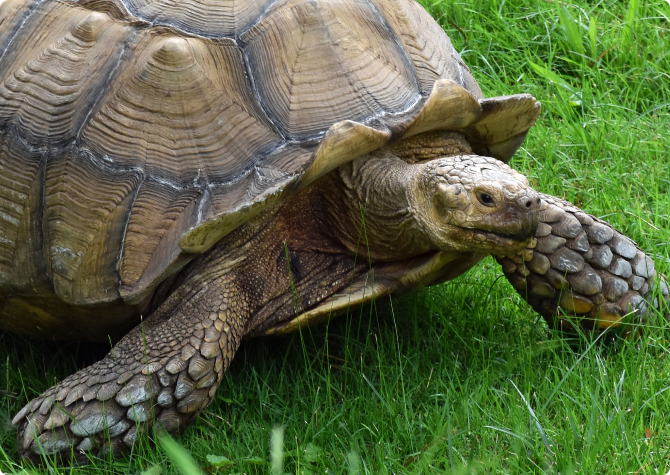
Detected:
left=322, top=152, right=540, bottom=262
left=409, top=155, right=540, bottom=255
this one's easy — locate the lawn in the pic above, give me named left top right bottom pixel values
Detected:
left=1, top=0, right=670, bottom=473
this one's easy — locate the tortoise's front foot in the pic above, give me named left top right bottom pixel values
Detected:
left=14, top=352, right=221, bottom=463
left=13, top=356, right=144, bottom=463
left=13, top=304, right=240, bottom=463
left=497, top=194, right=668, bottom=336
left=13, top=356, right=195, bottom=463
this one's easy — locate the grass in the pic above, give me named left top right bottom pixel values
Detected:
left=1, top=0, right=670, bottom=473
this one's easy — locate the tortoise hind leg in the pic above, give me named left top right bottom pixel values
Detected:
left=12, top=275, right=247, bottom=464
left=497, top=193, right=668, bottom=336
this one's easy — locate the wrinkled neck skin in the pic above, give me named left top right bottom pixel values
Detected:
left=318, top=153, right=433, bottom=261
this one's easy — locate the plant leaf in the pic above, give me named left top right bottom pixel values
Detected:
left=157, top=434, right=204, bottom=475
left=303, top=443, right=323, bottom=463
left=206, top=455, right=234, bottom=467
left=558, top=6, right=584, bottom=56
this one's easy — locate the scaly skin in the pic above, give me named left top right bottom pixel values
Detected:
left=497, top=194, right=668, bottom=335
left=13, top=197, right=363, bottom=464
left=14, top=241, right=251, bottom=463
left=389, top=132, right=667, bottom=334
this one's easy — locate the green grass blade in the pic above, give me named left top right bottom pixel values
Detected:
left=588, top=15, right=598, bottom=59
left=528, top=60, right=573, bottom=90
left=271, top=426, right=284, bottom=475
left=157, top=434, right=204, bottom=475
left=558, top=5, right=585, bottom=57
left=620, top=0, right=640, bottom=54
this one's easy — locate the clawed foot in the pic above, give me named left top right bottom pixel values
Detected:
left=498, top=195, right=669, bottom=336
left=13, top=347, right=221, bottom=463
left=14, top=357, right=143, bottom=463
left=13, top=275, right=241, bottom=465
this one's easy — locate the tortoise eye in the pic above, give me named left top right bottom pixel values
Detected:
left=478, top=192, right=495, bottom=207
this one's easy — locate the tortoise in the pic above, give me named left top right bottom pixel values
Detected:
left=0, top=0, right=665, bottom=464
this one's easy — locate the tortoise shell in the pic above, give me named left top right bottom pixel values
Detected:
left=0, top=0, right=539, bottom=337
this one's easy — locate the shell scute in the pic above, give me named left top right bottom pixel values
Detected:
left=124, top=0, right=274, bottom=37
left=241, top=0, right=419, bottom=139
left=44, top=148, right=142, bottom=305
left=369, top=0, right=482, bottom=98
left=467, top=95, right=542, bottom=162
left=119, top=182, right=203, bottom=302
left=0, top=4, right=132, bottom=145
left=401, top=80, right=481, bottom=138
left=0, top=132, right=44, bottom=286
left=80, top=34, right=280, bottom=186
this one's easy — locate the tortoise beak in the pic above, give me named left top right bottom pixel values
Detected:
left=505, top=196, right=541, bottom=241
left=477, top=189, right=541, bottom=242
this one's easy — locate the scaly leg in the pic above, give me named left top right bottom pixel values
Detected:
left=497, top=193, right=668, bottom=335
left=13, top=269, right=247, bottom=463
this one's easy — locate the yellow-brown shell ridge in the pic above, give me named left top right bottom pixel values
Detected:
left=0, top=0, right=539, bottom=306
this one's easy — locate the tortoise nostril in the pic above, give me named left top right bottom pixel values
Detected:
left=520, top=197, right=541, bottom=210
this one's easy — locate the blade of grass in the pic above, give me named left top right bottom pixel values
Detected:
left=157, top=434, right=204, bottom=475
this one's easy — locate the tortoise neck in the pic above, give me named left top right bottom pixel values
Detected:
left=317, top=152, right=434, bottom=262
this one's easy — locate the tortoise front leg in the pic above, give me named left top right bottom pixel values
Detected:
left=12, top=276, right=247, bottom=464
left=497, top=193, right=668, bottom=336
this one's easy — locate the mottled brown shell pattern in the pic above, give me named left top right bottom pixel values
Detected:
left=0, top=0, right=492, bottom=309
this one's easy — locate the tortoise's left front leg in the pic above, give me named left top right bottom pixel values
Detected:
left=12, top=270, right=248, bottom=464
left=497, top=193, right=668, bottom=336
